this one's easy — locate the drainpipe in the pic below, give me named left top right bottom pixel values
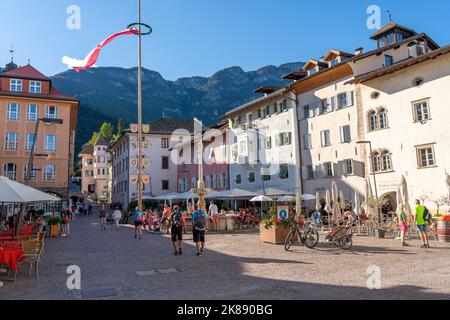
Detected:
left=287, top=89, right=304, bottom=195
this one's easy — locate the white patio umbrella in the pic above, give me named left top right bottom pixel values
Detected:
left=301, top=193, right=316, bottom=201
left=401, top=175, right=413, bottom=218
left=353, top=189, right=360, bottom=216
left=0, top=176, right=60, bottom=203
left=250, top=195, right=273, bottom=218
left=276, top=195, right=296, bottom=202
left=315, top=192, right=321, bottom=212
left=364, top=178, right=374, bottom=218
left=325, top=190, right=332, bottom=226
left=396, top=186, right=403, bottom=213
left=332, top=181, right=341, bottom=224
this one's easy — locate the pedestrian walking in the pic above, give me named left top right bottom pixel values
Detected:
left=208, top=201, right=219, bottom=232
left=169, top=205, right=184, bottom=256
left=65, top=208, right=73, bottom=235
left=112, top=207, right=122, bottom=231
left=99, top=204, right=107, bottom=231
left=88, top=204, right=93, bottom=216
left=60, top=209, right=68, bottom=237
left=133, top=208, right=144, bottom=239
left=162, top=203, right=171, bottom=234
left=414, top=199, right=430, bottom=248
left=397, top=204, right=409, bottom=246
left=191, top=204, right=207, bottom=256
left=84, top=203, right=88, bottom=216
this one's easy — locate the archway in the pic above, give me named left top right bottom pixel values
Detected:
left=380, top=191, right=397, bottom=215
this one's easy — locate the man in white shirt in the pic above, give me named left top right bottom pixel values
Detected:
left=208, top=201, right=219, bottom=232
left=112, top=207, right=122, bottom=231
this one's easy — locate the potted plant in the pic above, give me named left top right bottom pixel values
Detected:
left=260, top=214, right=292, bottom=244
left=47, top=216, right=63, bottom=238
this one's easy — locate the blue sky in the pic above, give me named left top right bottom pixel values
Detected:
left=1, top=0, right=449, bottom=80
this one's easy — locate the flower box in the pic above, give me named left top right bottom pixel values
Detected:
left=260, top=224, right=290, bottom=244
left=50, top=224, right=59, bottom=238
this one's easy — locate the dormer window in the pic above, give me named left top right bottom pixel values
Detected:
left=330, top=58, right=340, bottom=67
left=30, top=81, right=41, bottom=94
left=385, top=55, right=394, bottom=67
left=10, top=79, right=22, bottom=92
left=309, top=68, right=317, bottom=76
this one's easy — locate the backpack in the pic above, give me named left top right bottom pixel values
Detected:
left=172, top=212, right=183, bottom=227
left=194, top=211, right=206, bottom=231
left=423, top=207, right=432, bottom=223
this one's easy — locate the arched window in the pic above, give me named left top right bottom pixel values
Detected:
left=4, top=163, right=17, bottom=180
left=381, top=150, right=392, bottom=171
left=372, top=152, right=381, bottom=172
left=368, top=111, right=378, bottom=131
left=378, top=108, right=388, bottom=129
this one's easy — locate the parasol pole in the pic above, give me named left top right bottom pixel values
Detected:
left=137, top=0, right=143, bottom=211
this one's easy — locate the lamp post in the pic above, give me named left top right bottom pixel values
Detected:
left=356, top=140, right=381, bottom=223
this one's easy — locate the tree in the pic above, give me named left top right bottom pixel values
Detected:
left=99, top=122, right=113, bottom=142
left=113, top=119, right=124, bottom=142
left=87, top=131, right=99, bottom=146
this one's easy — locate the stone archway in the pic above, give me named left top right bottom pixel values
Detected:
left=380, top=191, right=397, bottom=214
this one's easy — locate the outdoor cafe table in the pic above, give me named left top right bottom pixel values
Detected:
left=0, top=242, right=24, bottom=273
left=0, top=225, right=33, bottom=238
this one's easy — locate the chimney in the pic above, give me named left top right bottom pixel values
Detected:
left=354, top=47, right=364, bottom=56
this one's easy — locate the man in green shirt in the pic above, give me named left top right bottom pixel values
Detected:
left=415, top=199, right=429, bottom=248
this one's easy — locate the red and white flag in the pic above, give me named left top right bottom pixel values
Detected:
left=62, top=28, right=139, bottom=72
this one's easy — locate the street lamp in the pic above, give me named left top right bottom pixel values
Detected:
left=356, top=140, right=381, bottom=223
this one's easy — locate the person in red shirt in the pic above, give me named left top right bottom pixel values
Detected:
left=162, top=204, right=172, bottom=234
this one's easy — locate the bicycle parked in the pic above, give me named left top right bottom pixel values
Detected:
left=284, top=220, right=319, bottom=251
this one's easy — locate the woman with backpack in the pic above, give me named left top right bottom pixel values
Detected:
left=191, top=204, right=208, bottom=256
left=133, top=208, right=144, bottom=240
left=414, top=199, right=430, bottom=248
left=169, top=206, right=184, bottom=256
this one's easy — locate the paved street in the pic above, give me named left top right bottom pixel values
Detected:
left=1, top=207, right=450, bottom=300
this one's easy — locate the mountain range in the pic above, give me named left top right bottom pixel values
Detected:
left=50, top=62, right=304, bottom=155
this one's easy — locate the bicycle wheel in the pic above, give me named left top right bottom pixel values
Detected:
left=284, top=229, right=296, bottom=251
left=341, top=236, right=353, bottom=250
left=305, top=229, right=319, bottom=248
left=334, top=239, right=342, bottom=247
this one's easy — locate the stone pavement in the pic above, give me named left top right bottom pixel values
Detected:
left=1, top=208, right=450, bottom=300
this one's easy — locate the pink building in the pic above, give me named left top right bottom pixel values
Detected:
left=173, top=123, right=229, bottom=193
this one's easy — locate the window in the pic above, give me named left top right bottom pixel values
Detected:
left=162, top=180, right=169, bottom=190
left=161, top=138, right=169, bottom=148
left=412, top=77, right=424, bottom=87
left=7, top=103, right=20, bottom=120
left=324, top=162, right=333, bottom=177
left=257, top=109, right=262, bottom=119
left=262, top=173, right=271, bottom=181
left=378, top=108, right=388, bottom=128
left=4, top=163, right=17, bottom=180
left=279, top=164, right=289, bottom=179
left=396, top=32, right=404, bottom=42
left=235, top=174, right=242, bottom=184
left=309, top=68, right=317, bottom=76
left=372, top=150, right=392, bottom=172
left=417, top=145, right=435, bottom=168
left=192, top=177, right=198, bottom=188
left=24, top=164, right=37, bottom=180
left=330, top=58, right=340, bottom=66
left=221, top=172, right=228, bottom=188
left=247, top=113, right=253, bottom=124
left=368, top=111, right=378, bottom=131
left=337, top=91, right=353, bottom=109
left=248, top=172, right=255, bottom=183
left=265, top=105, right=270, bottom=117
left=45, top=106, right=58, bottom=119
left=283, top=132, right=292, bottom=145
left=45, top=134, right=57, bottom=152
left=343, top=159, right=353, bottom=175
left=5, top=133, right=18, bottom=150
left=320, top=130, right=331, bottom=147
left=340, top=125, right=351, bottom=143
left=385, top=55, right=394, bottom=67
left=273, top=103, right=278, bottom=114
left=306, top=165, right=314, bottom=179
left=26, top=105, right=39, bottom=121
left=381, top=151, right=392, bottom=171
left=10, top=79, right=22, bottom=92
left=265, top=136, right=272, bottom=149
left=25, top=134, right=37, bottom=151
left=320, top=99, right=332, bottom=114
left=161, top=156, right=169, bottom=169
left=43, top=164, right=56, bottom=181
left=413, top=100, right=430, bottom=122
left=303, top=134, right=312, bottom=150
left=29, top=81, right=41, bottom=94
left=281, top=100, right=288, bottom=112
left=379, top=37, right=388, bottom=48
left=303, top=105, right=310, bottom=119
left=386, top=33, right=395, bottom=45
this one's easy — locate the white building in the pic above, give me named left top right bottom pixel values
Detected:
left=110, top=117, right=194, bottom=207
left=224, top=87, right=302, bottom=196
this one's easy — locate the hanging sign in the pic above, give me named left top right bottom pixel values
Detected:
left=130, top=175, right=138, bottom=184
left=142, top=175, right=151, bottom=185
left=130, top=124, right=138, bottom=133
left=142, top=124, right=151, bottom=134
left=131, top=158, right=138, bottom=167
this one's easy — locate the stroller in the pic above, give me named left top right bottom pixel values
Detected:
left=151, top=216, right=162, bottom=232
left=325, top=224, right=354, bottom=250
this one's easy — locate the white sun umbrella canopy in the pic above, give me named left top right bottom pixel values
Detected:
left=396, top=186, right=403, bottom=213
left=364, top=178, right=374, bottom=217
left=325, top=190, right=332, bottom=213
left=353, top=190, right=360, bottom=216
left=250, top=195, right=273, bottom=202
left=331, top=181, right=341, bottom=223
left=0, top=176, right=60, bottom=203
left=301, top=193, right=316, bottom=201
left=401, top=175, right=413, bottom=217
left=276, top=195, right=296, bottom=202
left=315, top=192, right=321, bottom=212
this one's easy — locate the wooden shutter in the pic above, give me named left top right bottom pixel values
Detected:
left=334, top=162, right=341, bottom=177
